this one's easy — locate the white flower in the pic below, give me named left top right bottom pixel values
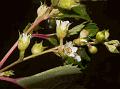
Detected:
left=64, top=41, right=81, bottom=62
left=56, top=20, right=71, bottom=39
left=37, top=3, right=48, bottom=17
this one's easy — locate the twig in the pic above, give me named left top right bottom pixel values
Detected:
left=0, top=7, right=52, bottom=69
left=0, top=46, right=59, bottom=72
left=0, top=41, right=18, bottom=69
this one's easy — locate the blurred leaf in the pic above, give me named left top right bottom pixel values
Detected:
left=51, top=0, right=59, bottom=7
left=104, top=40, right=120, bottom=53
left=0, top=70, right=14, bottom=77
left=104, top=29, right=110, bottom=40
left=55, top=4, right=91, bottom=20
left=57, top=13, right=84, bottom=20
left=23, top=23, right=31, bottom=33
left=72, top=5, right=90, bottom=20
left=17, top=65, right=84, bottom=89
left=47, top=36, right=59, bottom=46
left=84, top=23, right=99, bottom=37
left=68, top=22, right=87, bottom=36
left=64, top=56, right=76, bottom=65
left=78, top=48, right=91, bottom=61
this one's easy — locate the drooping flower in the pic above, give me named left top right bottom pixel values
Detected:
left=56, top=20, right=71, bottom=39
left=37, top=3, right=49, bottom=17
left=18, top=33, right=31, bottom=51
left=31, top=42, right=46, bottom=55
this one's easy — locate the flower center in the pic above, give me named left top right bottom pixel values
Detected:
left=64, top=47, right=72, bottom=54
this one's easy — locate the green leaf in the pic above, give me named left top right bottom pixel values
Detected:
left=23, top=23, right=31, bottom=33
left=47, top=36, right=59, bottom=46
left=64, top=56, right=76, bottom=65
left=84, top=23, right=99, bottom=37
left=104, top=29, right=110, bottom=40
left=0, top=70, right=14, bottom=77
left=68, top=22, right=87, bottom=36
left=56, top=13, right=84, bottom=20
left=78, top=48, right=91, bottom=61
left=51, top=0, right=59, bottom=7
left=104, top=40, right=120, bottom=53
left=72, top=5, right=90, bottom=20
left=55, top=4, right=91, bottom=20
left=17, top=65, right=83, bottom=89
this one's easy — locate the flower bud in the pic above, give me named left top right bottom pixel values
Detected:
left=58, top=0, right=80, bottom=10
left=96, top=31, right=105, bottom=43
left=49, top=9, right=60, bottom=17
left=56, top=20, right=71, bottom=39
left=31, top=42, right=45, bottom=55
left=37, top=3, right=49, bottom=17
left=88, top=46, right=98, bottom=54
left=73, top=38, right=87, bottom=46
left=80, top=29, right=89, bottom=38
left=18, top=33, right=31, bottom=51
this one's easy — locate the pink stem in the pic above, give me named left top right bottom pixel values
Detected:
left=0, top=11, right=50, bottom=70
left=0, top=77, right=17, bottom=84
left=0, top=41, right=18, bottom=69
left=0, top=77, right=27, bottom=89
left=32, top=34, right=49, bottom=39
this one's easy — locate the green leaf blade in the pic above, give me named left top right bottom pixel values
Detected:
left=17, top=65, right=82, bottom=89
left=72, top=5, right=91, bottom=20
left=68, top=22, right=87, bottom=36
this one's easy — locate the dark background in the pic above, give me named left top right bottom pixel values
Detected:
left=0, top=0, right=120, bottom=89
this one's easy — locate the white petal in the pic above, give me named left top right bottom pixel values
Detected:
left=56, top=20, right=61, bottom=27
left=71, top=47, right=78, bottom=53
left=65, top=41, right=73, bottom=47
left=74, top=55, right=81, bottom=62
left=69, top=53, right=75, bottom=57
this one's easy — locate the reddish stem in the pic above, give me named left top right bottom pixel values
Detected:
left=0, top=41, right=18, bottom=69
left=0, top=77, right=17, bottom=85
left=0, top=16, right=50, bottom=70
left=0, top=6, right=51, bottom=70
left=32, top=34, right=49, bottom=39
left=0, top=77, right=27, bottom=89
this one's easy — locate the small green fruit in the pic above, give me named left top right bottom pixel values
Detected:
left=73, top=38, right=87, bottom=46
left=96, top=31, right=105, bottom=43
left=88, top=46, right=98, bottom=54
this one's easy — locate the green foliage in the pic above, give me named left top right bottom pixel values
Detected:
left=104, top=40, right=120, bottom=53
left=78, top=48, right=91, bottom=61
left=84, top=23, right=99, bottom=37
left=0, top=70, right=14, bottom=77
left=55, top=4, right=90, bottom=20
left=64, top=56, right=77, bottom=65
left=68, top=22, right=87, bottom=36
left=51, top=0, right=59, bottom=7
left=72, top=5, right=90, bottom=20
left=17, top=65, right=83, bottom=89
left=47, top=36, right=59, bottom=46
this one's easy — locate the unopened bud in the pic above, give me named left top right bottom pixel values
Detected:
left=73, top=38, right=87, bottom=46
left=37, top=3, right=49, bottom=17
left=58, top=0, right=80, bottom=10
left=18, top=33, right=31, bottom=51
left=80, top=29, right=89, bottom=38
left=31, top=42, right=45, bottom=55
left=96, top=31, right=105, bottom=43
